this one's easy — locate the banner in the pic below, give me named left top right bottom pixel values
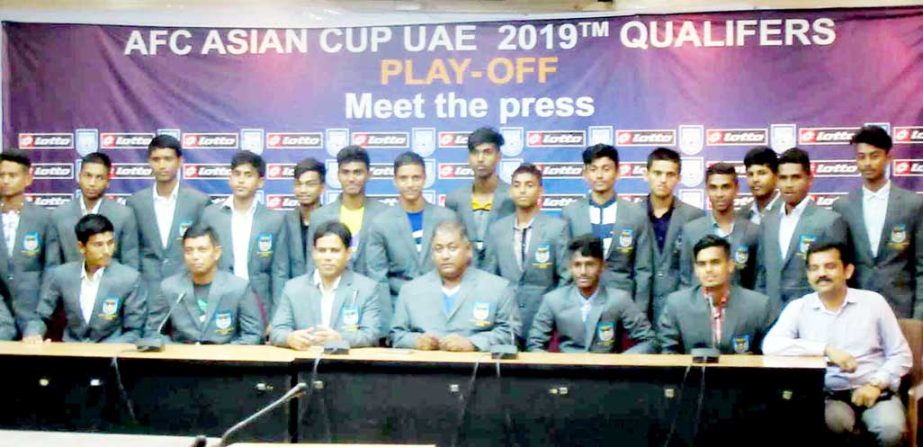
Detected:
left=4, top=7, right=923, bottom=212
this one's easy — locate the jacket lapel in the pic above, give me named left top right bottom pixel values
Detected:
left=328, top=272, right=352, bottom=329
left=582, top=287, right=604, bottom=349
left=199, top=280, right=224, bottom=339
left=86, top=267, right=113, bottom=340
left=520, top=216, right=546, bottom=279
left=446, top=271, right=475, bottom=320
left=874, top=188, right=900, bottom=262
left=179, top=276, right=201, bottom=331
left=783, top=204, right=815, bottom=265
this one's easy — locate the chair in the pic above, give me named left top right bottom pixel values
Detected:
left=898, top=319, right=922, bottom=446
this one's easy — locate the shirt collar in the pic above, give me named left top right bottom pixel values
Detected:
left=514, top=216, right=534, bottom=231
left=782, top=196, right=811, bottom=217
left=750, top=190, right=781, bottom=215
left=222, top=196, right=258, bottom=216
left=81, top=263, right=105, bottom=282
left=862, top=181, right=891, bottom=201
left=709, top=214, right=735, bottom=235
left=312, top=269, right=342, bottom=292
left=153, top=182, right=180, bottom=203
left=807, top=288, right=858, bottom=311
left=588, top=193, right=617, bottom=208
left=80, top=197, right=103, bottom=215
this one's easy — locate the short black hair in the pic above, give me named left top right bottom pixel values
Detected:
left=743, top=146, right=779, bottom=174
left=0, top=149, right=32, bottom=170
left=81, top=152, right=112, bottom=171
left=705, top=162, right=738, bottom=182
left=581, top=144, right=619, bottom=167
left=646, top=147, right=681, bottom=172
left=568, top=234, right=604, bottom=260
left=778, top=147, right=811, bottom=174
left=182, top=222, right=219, bottom=246
left=466, top=127, right=504, bottom=153
left=75, top=214, right=114, bottom=245
left=511, top=163, right=542, bottom=186
left=230, top=151, right=265, bottom=177
left=293, top=157, right=326, bottom=180
left=851, top=125, right=892, bottom=153
left=693, top=234, right=731, bottom=260
left=806, top=241, right=853, bottom=267
left=312, top=221, right=352, bottom=248
left=336, top=145, right=370, bottom=169
left=393, top=151, right=425, bottom=172
left=147, top=134, right=183, bottom=158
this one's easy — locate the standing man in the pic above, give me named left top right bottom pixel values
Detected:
left=283, top=158, right=325, bottom=279
left=738, top=146, right=782, bottom=224
left=0, top=150, right=59, bottom=332
left=833, top=125, right=923, bottom=319
left=127, top=135, right=210, bottom=306
left=482, top=163, right=570, bottom=340
left=561, top=144, right=654, bottom=315
left=444, top=127, right=515, bottom=266
left=50, top=152, right=139, bottom=269
left=763, top=243, right=911, bottom=446
left=679, top=163, right=760, bottom=289
left=646, top=148, right=705, bottom=322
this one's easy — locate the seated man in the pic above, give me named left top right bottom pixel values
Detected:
left=0, top=279, right=15, bottom=340
left=390, top=220, right=520, bottom=351
left=763, top=242, right=912, bottom=446
left=24, top=214, right=145, bottom=343
left=271, top=221, right=384, bottom=350
left=527, top=234, right=654, bottom=353
left=149, top=223, right=263, bottom=345
left=658, top=235, right=774, bottom=354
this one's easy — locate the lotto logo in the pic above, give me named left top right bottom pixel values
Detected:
left=893, top=127, right=923, bottom=144
left=706, top=129, right=768, bottom=146
left=798, top=127, right=857, bottom=145
left=18, top=133, right=74, bottom=149
left=526, top=130, right=585, bottom=147
left=25, top=194, right=73, bottom=207
left=438, top=131, right=469, bottom=148
left=183, top=164, right=231, bottom=179
left=618, top=162, right=647, bottom=178
left=266, top=195, right=299, bottom=209
left=438, top=163, right=474, bottom=179
left=111, top=164, right=153, bottom=179
left=892, top=159, right=923, bottom=176
left=540, top=194, right=583, bottom=210
left=810, top=160, right=859, bottom=177
left=809, top=193, right=847, bottom=208
left=615, top=129, right=676, bottom=146
left=533, top=163, right=584, bottom=179
left=351, top=132, right=409, bottom=148
left=182, top=133, right=239, bottom=149
left=31, top=163, right=74, bottom=179
left=266, top=163, right=295, bottom=179
left=100, top=132, right=154, bottom=149
left=266, top=132, right=323, bottom=149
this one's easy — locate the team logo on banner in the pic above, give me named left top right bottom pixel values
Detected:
left=182, top=133, right=239, bottom=149
left=472, top=302, right=491, bottom=327
left=679, top=189, right=705, bottom=209
left=266, top=195, right=298, bottom=210
left=706, top=128, right=768, bottom=146
left=351, top=131, right=409, bottom=149
left=423, top=159, right=437, bottom=188
left=540, top=194, right=582, bottom=211
left=325, top=128, right=349, bottom=156
left=771, top=124, right=797, bottom=153
left=798, top=127, right=858, bottom=145
left=31, top=163, right=74, bottom=179
left=810, top=160, right=858, bottom=177
left=438, top=131, right=469, bottom=148
left=214, top=312, right=233, bottom=335
left=21, top=232, right=41, bottom=256
left=680, top=158, right=704, bottom=187
left=240, top=129, right=264, bottom=153
left=157, top=128, right=181, bottom=140
left=100, top=297, right=120, bottom=320
left=110, top=164, right=153, bottom=179
left=678, top=125, right=704, bottom=155
left=411, top=127, right=436, bottom=157
left=183, top=164, right=230, bottom=179
left=75, top=129, right=99, bottom=155
left=25, top=193, right=72, bottom=208
left=588, top=126, right=614, bottom=145
left=499, top=159, right=521, bottom=184
left=438, top=163, right=474, bottom=180
left=266, top=163, right=295, bottom=180
left=894, top=127, right=923, bottom=144
left=893, top=159, right=923, bottom=176
left=324, top=161, right=341, bottom=188
left=500, top=127, right=524, bottom=156
left=266, top=132, right=323, bottom=149
left=526, top=130, right=585, bottom=148
left=100, top=132, right=154, bottom=149
left=615, top=129, right=676, bottom=147
left=19, top=132, right=74, bottom=150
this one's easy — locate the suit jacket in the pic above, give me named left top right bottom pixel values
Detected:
left=561, top=197, right=654, bottom=314
left=27, top=261, right=145, bottom=343
left=0, top=201, right=60, bottom=332
left=650, top=197, right=706, bottom=322
left=270, top=270, right=384, bottom=348
left=482, top=213, right=571, bottom=337
left=756, top=201, right=847, bottom=309
left=307, top=196, right=389, bottom=277
left=50, top=198, right=140, bottom=269
left=127, top=186, right=210, bottom=303
left=199, top=202, right=288, bottom=316
left=527, top=284, right=655, bottom=353
left=833, top=185, right=923, bottom=319
left=151, top=271, right=263, bottom=345
left=444, top=182, right=516, bottom=267
left=679, top=215, right=760, bottom=290
left=282, top=209, right=309, bottom=279
left=389, top=268, right=520, bottom=351
left=0, top=296, right=14, bottom=340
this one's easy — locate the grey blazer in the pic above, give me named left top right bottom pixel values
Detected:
left=444, top=182, right=516, bottom=266
left=270, top=270, right=384, bottom=348
left=679, top=215, right=760, bottom=290
left=0, top=295, right=14, bottom=341
left=50, top=198, right=140, bottom=269
left=199, top=202, right=288, bottom=316
left=482, top=213, right=571, bottom=337
left=650, top=198, right=706, bottom=322
left=527, top=284, right=655, bottom=353
left=282, top=209, right=309, bottom=279
left=307, top=196, right=389, bottom=277
left=27, top=261, right=146, bottom=343
left=833, top=186, right=923, bottom=319
left=756, top=201, right=848, bottom=309
left=561, top=197, right=654, bottom=314
left=657, top=285, right=775, bottom=354
left=389, top=268, right=520, bottom=351
left=151, top=271, right=263, bottom=345
left=0, top=201, right=60, bottom=332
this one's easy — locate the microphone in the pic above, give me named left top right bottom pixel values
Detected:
left=216, top=382, right=309, bottom=447
left=136, top=291, right=186, bottom=352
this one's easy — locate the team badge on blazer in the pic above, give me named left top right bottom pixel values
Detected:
left=178, top=220, right=194, bottom=240
left=21, top=232, right=41, bottom=256
left=99, top=297, right=120, bottom=321
left=597, top=321, right=615, bottom=346
left=887, top=224, right=909, bottom=251
left=734, top=245, right=749, bottom=268
left=472, top=302, right=491, bottom=327
left=617, top=228, right=634, bottom=253
left=341, top=307, right=359, bottom=331
left=733, top=335, right=751, bottom=354
left=214, top=311, right=233, bottom=335
left=533, top=244, right=552, bottom=269
left=796, top=235, right=816, bottom=259
left=256, top=233, right=274, bottom=257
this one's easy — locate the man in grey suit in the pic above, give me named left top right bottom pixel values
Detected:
left=0, top=280, right=15, bottom=340
left=659, top=235, right=774, bottom=354
left=0, top=150, right=60, bottom=333
left=199, top=151, right=288, bottom=317
left=283, top=158, right=325, bottom=279
left=271, top=221, right=383, bottom=349
left=527, top=235, right=654, bottom=353
left=561, top=144, right=654, bottom=316
left=150, top=224, right=263, bottom=345
left=390, top=220, right=520, bottom=351
left=24, top=214, right=145, bottom=343
left=366, top=152, right=457, bottom=332
left=482, top=163, right=570, bottom=340
left=50, top=152, right=139, bottom=269
left=756, top=148, right=848, bottom=308
left=737, top=146, right=782, bottom=224
left=444, top=127, right=515, bottom=266
left=680, top=163, right=759, bottom=289
left=833, top=126, right=923, bottom=319
left=646, top=147, right=706, bottom=322
left=308, top=145, right=387, bottom=277
left=127, top=135, right=210, bottom=306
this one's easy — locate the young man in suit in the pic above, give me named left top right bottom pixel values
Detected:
left=444, top=127, right=515, bottom=266
left=389, top=220, right=520, bottom=351
left=833, top=125, right=923, bottom=319
left=0, top=150, right=60, bottom=333
left=150, top=224, right=263, bottom=345
left=366, top=152, right=457, bottom=333
left=527, top=235, right=654, bottom=353
left=646, top=147, right=706, bottom=323
left=283, top=158, right=325, bottom=279
left=271, top=221, right=384, bottom=349
left=482, top=163, right=570, bottom=341
left=561, top=144, right=654, bottom=316
left=658, top=235, right=774, bottom=354
left=50, top=152, right=139, bottom=269
left=679, top=163, right=760, bottom=289
left=127, top=135, right=210, bottom=306
left=24, top=214, right=145, bottom=343
left=737, top=146, right=782, bottom=224
left=756, top=148, right=848, bottom=308
left=199, top=151, right=287, bottom=317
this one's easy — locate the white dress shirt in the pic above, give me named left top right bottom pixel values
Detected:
left=862, top=181, right=890, bottom=257
left=153, top=183, right=179, bottom=249
left=80, top=264, right=106, bottom=324
left=1, top=209, right=20, bottom=257
left=79, top=197, right=103, bottom=216
left=778, top=197, right=810, bottom=259
left=313, top=269, right=341, bottom=328
left=222, top=197, right=257, bottom=280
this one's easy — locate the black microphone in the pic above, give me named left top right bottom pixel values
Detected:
left=136, top=291, right=186, bottom=352
left=216, top=382, right=309, bottom=447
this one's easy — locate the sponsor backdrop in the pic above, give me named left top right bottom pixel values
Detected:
left=3, top=7, right=923, bottom=213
